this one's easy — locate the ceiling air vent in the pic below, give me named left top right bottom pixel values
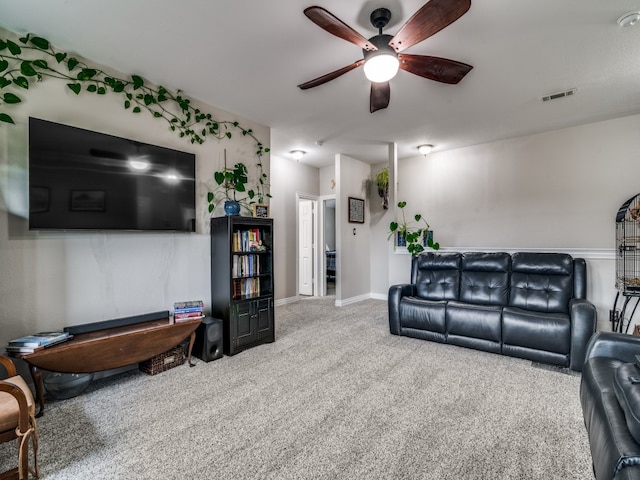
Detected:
left=541, top=88, right=577, bottom=102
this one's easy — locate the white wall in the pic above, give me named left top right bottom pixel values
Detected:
left=0, top=27, right=269, bottom=348
left=269, top=154, right=319, bottom=303
left=383, top=114, right=640, bottom=331
left=336, top=154, right=371, bottom=304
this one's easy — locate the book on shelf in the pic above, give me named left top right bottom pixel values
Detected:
left=8, top=331, right=71, bottom=348
left=173, top=306, right=204, bottom=314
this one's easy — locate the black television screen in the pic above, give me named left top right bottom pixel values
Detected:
left=28, top=117, right=196, bottom=231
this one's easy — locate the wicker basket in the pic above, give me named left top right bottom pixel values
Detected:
left=139, top=345, right=185, bottom=375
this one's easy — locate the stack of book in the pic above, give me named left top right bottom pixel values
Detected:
left=173, top=300, right=205, bottom=322
left=6, top=331, right=72, bottom=354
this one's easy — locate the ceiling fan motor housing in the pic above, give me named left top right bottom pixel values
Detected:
left=363, top=34, right=397, bottom=61
left=370, top=7, right=392, bottom=30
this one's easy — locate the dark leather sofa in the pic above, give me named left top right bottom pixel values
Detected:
left=388, top=251, right=597, bottom=371
left=581, top=332, right=640, bottom=480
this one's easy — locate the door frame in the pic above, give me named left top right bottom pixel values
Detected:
left=318, top=194, right=336, bottom=296
left=296, top=193, right=319, bottom=297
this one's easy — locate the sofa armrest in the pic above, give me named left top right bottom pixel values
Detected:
left=585, top=331, right=640, bottom=364
left=569, top=298, right=597, bottom=371
left=388, top=283, right=415, bottom=335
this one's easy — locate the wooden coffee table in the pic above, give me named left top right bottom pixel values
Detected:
left=11, top=317, right=201, bottom=416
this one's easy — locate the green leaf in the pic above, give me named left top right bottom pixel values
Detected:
left=67, top=83, right=81, bottom=95
left=157, top=94, right=167, bottom=102
left=207, top=192, right=213, bottom=202
left=389, top=221, right=398, bottom=232
left=12, top=77, right=29, bottom=89
left=414, top=214, right=421, bottom=222
left=0, top=40, right=6, bottom=51
left=398, top=201, right=407, bottom=208
left=7, top=40, right=23, bottom=54
left=76, top=68, right=97, bottom=80
left=97, top=87, right=106, bottom=95
left=20, top=61, right=37, bottom=76
left=0, top=60, right=9, bottom=72
left=87, top=84, right=97, bottom=92
left=55, top=52, right=67, bottom=63
left=30, top=37, right=50, bottom=50
left=247, top=190, right=255, bottom=199
left=67, top=57, right=79, bottom=71
left=18, top=35, right=29, bottom=45
left=132, top=106, right=141, bottom=113
left=143, top=94, right=154, bottom=105
left=33, top=59, right=48, bottom=69
left=208, top=204, right=214, bottom=213
left=265, top=147, right=270, bottom=153
left=132, top=75, right=144, bottom=90
left=235, top=183, right=246, bottom=192
left=124, top=100, right=131, bottom=109
left=0, top=77, right=11, bottom=88
left=225, top=132, right=232, bottom=139
left=214, top=172, right=224, bottom=185
left=2, top=92, right=21, bottom=104
left=0, top=113, right=14, bottom=124
left=153, top=111, right=161, bottom=118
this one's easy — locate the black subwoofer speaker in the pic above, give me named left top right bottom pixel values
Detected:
left=195, top=317, right=224, bottom=362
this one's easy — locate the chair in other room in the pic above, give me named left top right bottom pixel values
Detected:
left=0, top=354, right=39, bottom=479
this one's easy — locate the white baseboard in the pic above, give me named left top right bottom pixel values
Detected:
left=335, top=293, right=372, bottom=307
left=274, top=296, right=299, bottom=307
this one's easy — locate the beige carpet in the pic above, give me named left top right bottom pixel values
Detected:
left=0, top=297, right=592, bottom=479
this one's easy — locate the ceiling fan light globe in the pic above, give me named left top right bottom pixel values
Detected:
left=364, top=54, right=399, bottom=83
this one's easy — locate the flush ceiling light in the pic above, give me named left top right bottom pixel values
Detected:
left=618, top=11, right=640, bottom=28
left=291, top=150, right=306, bottom=161
left=417, top=144, right=433, bottom=156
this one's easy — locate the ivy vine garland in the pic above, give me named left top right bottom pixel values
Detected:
left=0, top=32, right=271, bottom=206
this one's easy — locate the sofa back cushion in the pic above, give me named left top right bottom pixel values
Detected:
left=460, top=252, right=511, bottom=306
left=412, top=252, right=461, bottom=301
left=509, top=252, right=574, bottom=314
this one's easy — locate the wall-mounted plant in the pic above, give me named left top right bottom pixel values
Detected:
left=0, top=31, right=270, bottom=179
left=375, top=167, right=390, bottom=209
left=389, top=201, right=440, bottom=256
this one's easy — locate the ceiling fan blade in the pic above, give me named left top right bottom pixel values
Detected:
left=399, top=54, right=472, bottom=84
left=389, top=0, right=471, bottom=53
left=304, top=6, right=376, bottom=51
left=370, top=82, right=390, bottom=113
left=298, top=60, right=365, bottom=90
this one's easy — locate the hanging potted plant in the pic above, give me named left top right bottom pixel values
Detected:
left=388, top=201, right=440, bottom=256
left=375, top=167, right=390, bottom=209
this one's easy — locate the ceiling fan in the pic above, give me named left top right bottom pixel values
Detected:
left=297, top=0, right=473, bottom=113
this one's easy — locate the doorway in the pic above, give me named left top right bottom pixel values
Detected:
left=296, top=194, right=336, bottom=298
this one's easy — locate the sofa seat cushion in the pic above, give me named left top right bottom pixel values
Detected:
left=502, top=306, right=570, bottom=354
left=614, top=363, right=640, bottom=445
left=399, top=297, right=446, bottom=335
left=446, top=301, right=502, bottom=342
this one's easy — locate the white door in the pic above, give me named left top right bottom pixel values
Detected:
left=298, top=200, right=314, bottom=295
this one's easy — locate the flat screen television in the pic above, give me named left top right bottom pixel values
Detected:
left=28, top=117, right=196, bottom=231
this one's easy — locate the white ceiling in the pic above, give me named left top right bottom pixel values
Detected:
left=1, top=0, right=639, bottom=168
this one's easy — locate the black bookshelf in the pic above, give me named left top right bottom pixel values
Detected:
left=210, top=216, right=274, bottom=355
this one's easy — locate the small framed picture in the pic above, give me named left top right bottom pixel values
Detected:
left=348, top=197, right=365, bottom=223
left=253, top=204, right=270, bottom=218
